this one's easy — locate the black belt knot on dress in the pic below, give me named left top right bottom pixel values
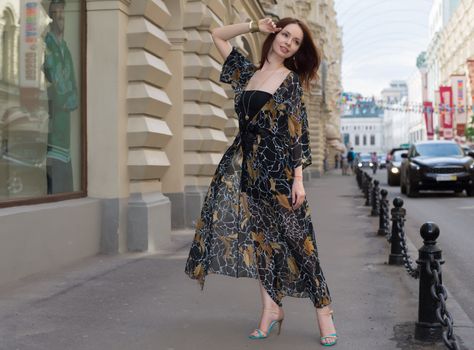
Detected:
left=242, top=124, right=270, bottom=154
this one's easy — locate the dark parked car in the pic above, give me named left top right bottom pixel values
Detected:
left=386, top=148, right=408, bottom=186
left=378, top=155, right=386, bottom=169
left=355, top=153, right=372, bottom=169
left=400, top=141, right=474, bottom=197
left=462, top=145, right=474, bottom=158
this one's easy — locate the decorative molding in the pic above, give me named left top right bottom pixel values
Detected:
left=86, top=0, right=131, bottom=13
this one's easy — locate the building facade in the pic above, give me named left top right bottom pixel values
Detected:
left=0, top=0, right=342, bottom=287
left=382, top=100, right=410, bottom=151
left=380, top=80, right=408, bottom=104
left=426, top=0, right=473, bottom=141
left=406, top=69, right=427, bottom=144
left=340, top=101, right=384, bottom=154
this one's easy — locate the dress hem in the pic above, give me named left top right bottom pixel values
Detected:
left=186, top=269, right=332, bottom=308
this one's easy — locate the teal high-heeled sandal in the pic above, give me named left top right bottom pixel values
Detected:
left=320, top=333, right=338, bottom=346
left=319, top=310, right=337, bottom=346
left=248, top=318, right=283, bottom=339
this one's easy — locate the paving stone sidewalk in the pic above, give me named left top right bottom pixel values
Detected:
left=0, top=171, right=472, bottom=350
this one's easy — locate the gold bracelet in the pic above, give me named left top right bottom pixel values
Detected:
left=249, top=20, right=259, bottom=33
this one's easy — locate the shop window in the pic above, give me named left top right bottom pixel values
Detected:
left=0, top=0, right=84, bottom=206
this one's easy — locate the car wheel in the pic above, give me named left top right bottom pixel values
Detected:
left=388, top=175, right=395, bottom=186
left=406, top=177, right=418, bottom=197
left=400, top=178, right=406, bottom=194
left=466, top=187, right=474, bottom=197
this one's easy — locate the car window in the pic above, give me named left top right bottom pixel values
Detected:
left=392, top=150, right=407, bottom=161
left=415, top=143, right=463, bottom=157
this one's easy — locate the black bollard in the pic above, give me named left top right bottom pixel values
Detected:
left=377, top=189, right=389, bottom=236
left=360, top=169, right=365, bottom=192
left=415, top=223, right=444, bottom=341
left=364, top=174, right=372, bottom=206
left=388, top=197, right=405, bottom=265
left=371, top=180, right=380, bottom=216
left=356, top=168, right=362, bottom=189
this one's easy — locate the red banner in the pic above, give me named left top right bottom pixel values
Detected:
left=434, top=90, right=442, bottom=138
left=439, top=86, right=453, bottom=139
left=423, top=101, right=434, bottom=140
left=451, top=75, right=467, bottom=138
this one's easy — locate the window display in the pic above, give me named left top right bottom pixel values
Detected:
left=0, top=0, right=82, bottom=202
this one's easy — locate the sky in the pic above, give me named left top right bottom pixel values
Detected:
left=334, top=0, right=433, bottom=98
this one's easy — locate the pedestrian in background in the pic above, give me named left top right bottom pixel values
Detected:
left=370, top=151, right=378, bottom=175
left=185, top=17, right=337, bottom=346
left=341, top=153, right=349, bottom=175
left=334, top=152, right=339, bottom=169
left=347, top=147, right=355, bottom=174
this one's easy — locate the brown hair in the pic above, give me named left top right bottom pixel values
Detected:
left=258, top=17, right=321, bottom=90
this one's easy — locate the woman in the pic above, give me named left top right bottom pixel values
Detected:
left=185, top=17, right=337, bottom=346
left=370, top=152, right=378, bottom=175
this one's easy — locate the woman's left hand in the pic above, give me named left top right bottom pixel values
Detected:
left=292, top=179, right=306, bottom=210
left=258, top=18, right=281, bottom=34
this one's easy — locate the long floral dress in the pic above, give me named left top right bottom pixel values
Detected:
left=185, top=47, right=331, bottom=308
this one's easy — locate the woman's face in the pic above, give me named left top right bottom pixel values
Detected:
left=271, top=23, right=304, bottom=59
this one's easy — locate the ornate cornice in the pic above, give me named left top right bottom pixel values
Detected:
left=86, top=0, right=131, bottom=13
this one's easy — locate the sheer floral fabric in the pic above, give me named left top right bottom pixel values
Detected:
left=185, top=47, right=331, bottom=308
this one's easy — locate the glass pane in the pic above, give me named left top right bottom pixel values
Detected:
left=0, top=0, right=82, bottom=201
left=416, top=143, right=463, bottom=157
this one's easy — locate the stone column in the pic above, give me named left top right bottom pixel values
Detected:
left=162, top=0, right=186, bottom=229
left=126, top=0, right=173, bottom=251
left=86, top=0, right=131, bottom=253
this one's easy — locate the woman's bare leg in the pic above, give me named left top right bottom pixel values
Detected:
left=249, top=282, right=284, bottom=337
left=316, top=305, right=337, bottom=345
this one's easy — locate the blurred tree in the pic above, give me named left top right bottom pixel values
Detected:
left=465, top=115, right=474, bottom=142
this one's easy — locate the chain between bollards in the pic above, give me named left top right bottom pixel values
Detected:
left=415, top=223, right=460, bottom=350
left=397, top=217, right=420, bottom=279
left=352, top=173, right=461, bottom=349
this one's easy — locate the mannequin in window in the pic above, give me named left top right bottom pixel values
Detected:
left=43, top=0, right=78, bottom=194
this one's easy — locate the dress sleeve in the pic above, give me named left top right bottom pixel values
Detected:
left=219, top=47, right=255, bottom=93
left=288, top=74, right=312, bottom=170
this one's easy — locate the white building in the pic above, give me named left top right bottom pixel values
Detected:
left=340, top=101, right=385, bottom=154
left=381, top=79, right=410, bottom=150
left=407, top=69, right=427, bottom=143
left=426, top=0, right=464, bottom=139
left=380, top=80, right=408, bottom=104
left=383, top=98, right=410, bottom=151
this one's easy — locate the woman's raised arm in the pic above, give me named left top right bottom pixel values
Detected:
left=211, top=19, right=280, bottom=60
